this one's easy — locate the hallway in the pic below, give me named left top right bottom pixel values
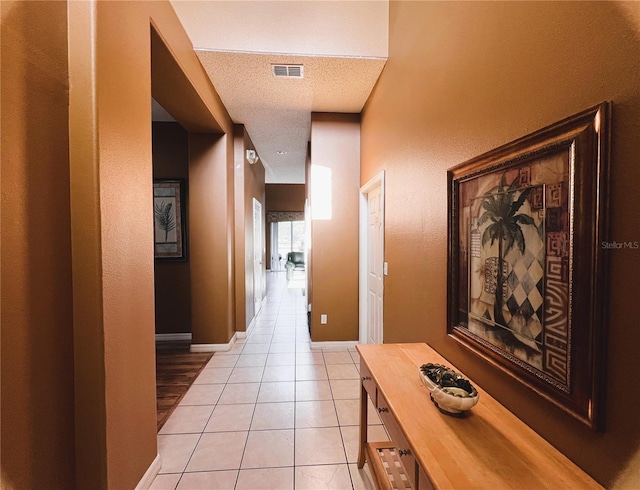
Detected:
left=150, top=272, right=385, bottom=489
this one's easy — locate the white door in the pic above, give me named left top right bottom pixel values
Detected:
left=253, top=199, right=263, bottom=316
left=366, top=183, right=384, bottom=344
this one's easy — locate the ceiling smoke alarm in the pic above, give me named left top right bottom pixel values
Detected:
left=272, top=64, right=304, bottom=78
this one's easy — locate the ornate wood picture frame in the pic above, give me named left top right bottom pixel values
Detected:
left=447, top=103, right=611, bottom=431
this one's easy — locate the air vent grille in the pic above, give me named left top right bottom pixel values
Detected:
left=272, top=64, right=304, bottom=78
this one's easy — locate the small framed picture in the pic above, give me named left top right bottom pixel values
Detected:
left=153, top=179, right=187, bottom=260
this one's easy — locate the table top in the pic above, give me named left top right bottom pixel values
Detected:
left=356, top=343, right=601, bottom=490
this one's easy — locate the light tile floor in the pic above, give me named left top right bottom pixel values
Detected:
left=151, top=272, right=386, bottom=490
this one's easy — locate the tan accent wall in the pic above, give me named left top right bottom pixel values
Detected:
left=361, top=1, right=640, bottom=486
left=1, top=1, right=76, bottom=487
left=265, top=184, right=306, bottom=270
left=153, top=122, right=191, bottom=335
left=1, top=0, right=235, bottom=488
left=309, top=113, right=360, bottom=342
left=234, top=126, right=266, bottom=332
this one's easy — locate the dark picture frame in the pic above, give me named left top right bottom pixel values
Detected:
left=447, top=103, right=611, bottom=431
left=153, top=179, right=187, bottom=260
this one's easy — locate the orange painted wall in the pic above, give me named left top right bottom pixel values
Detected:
left=1, top=1, right=76, bottom=487
left=2, top=0, right=236, bottom=487
left=264, top=184, right=306, bottom=270
left=361, top=1, right=640, bottom=486
left=309, top=113, right=360, bottom=342
left=189, top=134, right=236, bottom=344
left=234, top=125, right=266, bottom=332
left=153, top=122, right=192, bottom=335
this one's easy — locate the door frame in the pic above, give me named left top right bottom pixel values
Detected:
left=359, top=171, right=385, bottom=344
left=253, top=198, right=263, bottom=316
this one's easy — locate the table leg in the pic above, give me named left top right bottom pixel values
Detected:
left=357, top=381, right=368, bottom=468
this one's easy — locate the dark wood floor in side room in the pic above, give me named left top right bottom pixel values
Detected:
left=155, top=342, right=213, bottom=431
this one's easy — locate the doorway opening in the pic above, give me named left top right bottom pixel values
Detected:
left=270, top=220, right=305, bottom=272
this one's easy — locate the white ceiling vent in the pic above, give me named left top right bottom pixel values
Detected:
left=272, top=64, right=304, bottom=79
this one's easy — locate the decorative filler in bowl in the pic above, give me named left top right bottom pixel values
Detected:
left=419, top=363, right=479, bottom=416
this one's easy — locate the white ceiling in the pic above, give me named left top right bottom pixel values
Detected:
left=169, top=0, right=389, bottom=183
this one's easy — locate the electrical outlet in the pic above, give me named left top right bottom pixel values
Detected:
left=320, top=314, right=327, bottom=324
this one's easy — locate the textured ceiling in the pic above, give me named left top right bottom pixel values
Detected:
left=196, top=50, right=386, bottom=183
left=170, top=1, right=388, bottom=183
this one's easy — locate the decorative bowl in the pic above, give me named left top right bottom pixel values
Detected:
left=419, top=363, right=479, bottom=416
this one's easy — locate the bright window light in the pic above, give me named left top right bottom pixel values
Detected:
left=311, top=165, right=332, bottom=220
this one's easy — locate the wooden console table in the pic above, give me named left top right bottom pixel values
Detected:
left=356, top=343, right=601, bottom=489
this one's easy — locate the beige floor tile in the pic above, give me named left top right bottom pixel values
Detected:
left=266, top=352, right=296, bottom=366
left=159, top=405, right=214, bottom=434
left=246, top=334, right=273, bottom=344
left=329, top=379, right=360, bottom=400
left=269, top=342, right=297, bottom=353
left=149, top=473, right=181, bottom=490
left=295, top=464, right=353, bottom=490
left=349, top=463, right=377, bottom=490
left=271, top=334, right=297, bottom=343
left=295, top=400, right=339, bottom=428
left=334, top=399, right=360, bottom=426
left=179, top=383, right=224, bottom=406
left=215, top=343, right=245, bottom=355
left=217, top=383, right=260, bottom=404
left=257, top=381, right=296, bottom=403
left=295, top=343, right=312, bottom=353
left=206, top=354, right=239, bottom=368
left=252, top=326, right=275, bottom=334
left=157, top=433, right=200, bottom=473
left=228, top=366, right=264, bottom=383
left=194, top=367, right=232, bottom=384
left=185, top=432, right=248, bottom=472
left=296, top=364, right=328, bottom=381
left=240, top=343, right=271, bottom=354
left=323, top=351, right=355, bottom=365
left=176, top=470, right=238, bottom=490
left=340, top=425, right=389, bottom=463
left=262, top=365, right=296, bottom=382
left=295, top=352, right=325, bottom=365
left=350, top=351, right=361, bottom=364
left=251, top=401, right=294, bottom=430
left=326, top=363, right=360, bottom=380
left=236, top=467, right=294, bottom=490
left=295, top=380, right=333, bottom=401
left=204, top=403, right=255, bottom=432
left=235, top=353, right=268, bottom=367
left=295, top=427, right=347, bottom=466
left=241, top=429, right=295, bottom=469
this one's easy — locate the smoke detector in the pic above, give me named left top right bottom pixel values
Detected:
left=272, top=64, right=304, bottom=79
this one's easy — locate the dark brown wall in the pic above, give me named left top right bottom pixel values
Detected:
left=309, top=113, right=360, bottom=342
left=153, top=122, right=192, bottom=335
left=265, top=184, right=306, bottom=212
left=265, top=184, right=306, bottom=270
left=1, top=1, right=76, bottom=487
left=361, top=1, right=640, bottom=486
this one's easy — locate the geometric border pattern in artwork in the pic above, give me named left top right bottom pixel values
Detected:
left=543, top=256, right=569, bottom=385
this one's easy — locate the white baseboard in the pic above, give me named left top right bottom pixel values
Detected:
left=155, top=333, right=191, bottom=342
left=237, top=315, right=257, bottom=339
left=310, top=341, right=358, bottom=351
left=190, top=333, right=237, bottom=352
left=135, top=453, right=161, bottom=490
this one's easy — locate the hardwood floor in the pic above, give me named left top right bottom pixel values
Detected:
left=155, top=342, right=213, bottom=431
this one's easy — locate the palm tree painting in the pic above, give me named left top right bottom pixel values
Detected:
left=154, top=200, right=176, bottom=242
left=469, top=172, right=545, bottom=359
left=153, top=180, right=185, bottom=259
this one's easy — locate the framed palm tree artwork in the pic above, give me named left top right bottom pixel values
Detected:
left=447, top=102, right=611, bottom=431
left=153, top=179, right=187, bottom=260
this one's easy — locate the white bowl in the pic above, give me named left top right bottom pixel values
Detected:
left=419, top=364, right=479, bottom=415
